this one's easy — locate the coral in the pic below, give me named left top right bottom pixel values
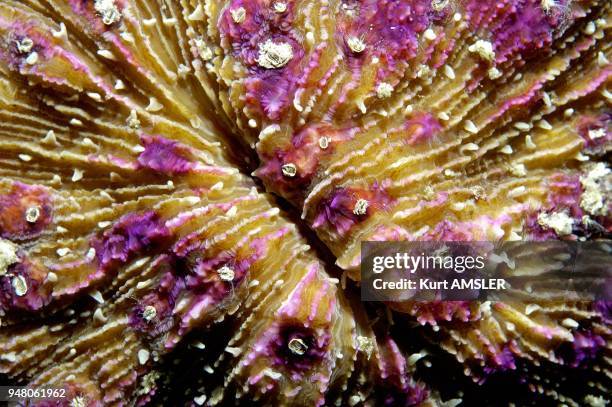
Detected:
left=0, top=0, right=610, bottom=406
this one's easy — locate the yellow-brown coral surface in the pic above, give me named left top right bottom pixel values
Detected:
left=0, top=0, right=610, bottom=406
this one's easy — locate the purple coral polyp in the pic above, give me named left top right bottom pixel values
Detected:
left=0, top=22, right=52, bottom=70
left=313, top=184, right=393, bottom=235
left=577, top=113, right=611, bottom=150
left=556, top=330, right=606, bottom=368
left=525, top=173, right=585, bottom=240
left=337, top=0, right=432, bottom=64
left=92, top=211, right=170, bottom=269
left=481, top=343, right=518, bottom=376
left=377, top=337, right=429, bottom=406
left=270, top=323, right=330, bottom=373
left=182, top=251, right=249, bottom=298
left=0, top=260, right=51, bottom=313
left=219, top=0, right=305, bottom=119
left=472, top=0, right=571, bottom=63
left=68, top=0, right=124, bottom=32
left=403, top=112, right=443, bottom=145
left=256, top=124, right=350, bottom=198
left=219, top=0, right=299, bottom=66
left=129, top=266, right=185, bottom=338
left=137, top=135, right=197, bottom=175
left=0, top=182, right=53, bottom=241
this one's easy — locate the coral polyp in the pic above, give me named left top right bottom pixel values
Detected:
left=0, top=0, right=610, bottom=406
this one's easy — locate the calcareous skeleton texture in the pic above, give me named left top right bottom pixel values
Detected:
left=0, top=0, right=610, bottom=406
